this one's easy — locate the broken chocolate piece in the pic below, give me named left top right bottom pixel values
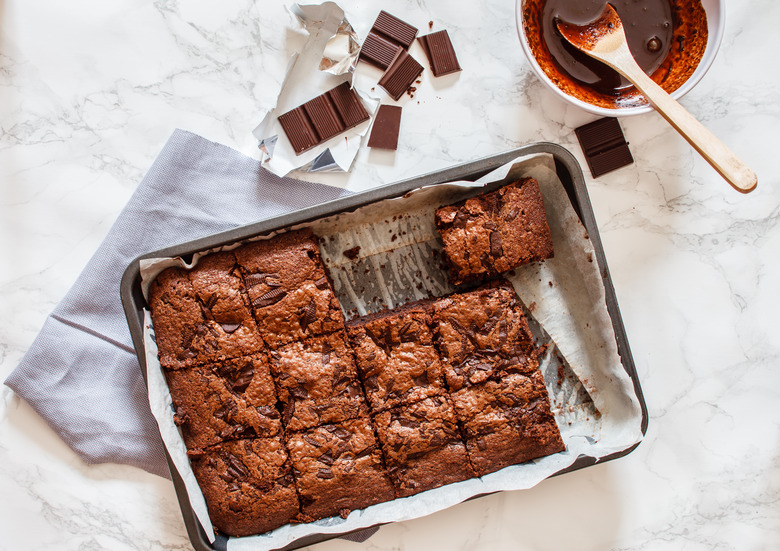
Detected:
left=253, top=287, right=287, bottom=308
left=418, top=30, right=461, bottom=77
left=359, top=10, right=419, bottom=70
left=277, top=82, right=370, bottom=155
left=574, top=117, right=634, bottom=178
left=378, top=48, right=424, bottom=101
left=368, top=104, right=402, bottom=150
left=360, top=33, right=403, bottom=70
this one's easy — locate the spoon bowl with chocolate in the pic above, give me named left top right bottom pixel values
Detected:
left=516, top=0, right=724, bottom=116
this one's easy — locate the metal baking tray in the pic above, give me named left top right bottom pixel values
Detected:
left=121, top=142, right=648, bottom=551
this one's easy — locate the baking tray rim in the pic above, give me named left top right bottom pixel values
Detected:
left=120, top=141, right=649, bottom=551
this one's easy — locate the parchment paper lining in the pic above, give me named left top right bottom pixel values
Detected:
left=140, top=153, right=643, bottom=551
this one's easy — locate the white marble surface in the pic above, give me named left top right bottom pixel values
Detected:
left=1, top=0, right=779, bottom=549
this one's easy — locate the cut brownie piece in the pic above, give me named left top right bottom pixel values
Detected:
left=287, top=417, right=395, bottom=520
left=435, top=178, right=554, bottom=285
left=451, top=371, right=565, bottom=477
left=431, top=281, right=538, bottom=391
left=270, top=332, right=367, bottom=432
left=374, top=395, right=474, bottom=497
left=189, top=437, right=300, bottom=536
left=166, top=354, right=281, bottom=450
left=188, top=251, right=254, bottom=332
left=346, top=301, right=446, bottom=413
left=148, top=265, right=264, bottom=370
left=234, top=229, right=345, bottom=349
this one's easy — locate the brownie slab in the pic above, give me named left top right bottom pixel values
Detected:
left=234, top=229, right=345, bottom=349
left=286, top=417, right=395, bottom=520
left=189, top=437, right=300, bottom=537
left=432, top=281, right=538, bottom=391
left=346, top=301, right=446, bottom=412
left=270, top=331, right=367, bottom=432
left=148, top=265, right=264, bottom=370
left=374, top=395, right=473, bottom=497
left=166, top=354, right=281, bottom=450
left=435, top=178, right=554, bottom=285
left=451, top=371, right=565, bottom=477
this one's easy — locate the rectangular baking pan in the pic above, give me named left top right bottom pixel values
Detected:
left=121, top=142, right=648, bottom=551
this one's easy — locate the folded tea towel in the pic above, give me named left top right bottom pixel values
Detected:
left=5, top=129, right=353, bottom=478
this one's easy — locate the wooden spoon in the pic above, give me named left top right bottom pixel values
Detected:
left=556, top=4, right=757, bottom=194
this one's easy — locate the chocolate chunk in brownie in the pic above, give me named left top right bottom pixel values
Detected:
left=435, top=178, right=553, bottom=285
left=346, top=301, right=446, bottom=413
left=165, top=354, right=281, bottom=450
left=148, top=265, right=264, bottom=370
left=270, top=331, right=367, bottom=432
left=373, top=395, right=473, bottom=497
left=450, top=371, right=565, bottom=477
left=234, top=229, right=345, bottom=349
left=286, top=417, right=395, bottom=520
left=188, top=251, right=255, bottom=330
left=432, top=281, right=538, bottom=391
left=188, top=437, right=300, bottom=537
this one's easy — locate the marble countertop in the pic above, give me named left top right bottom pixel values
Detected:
left=2, top=1, right=779, bottom=549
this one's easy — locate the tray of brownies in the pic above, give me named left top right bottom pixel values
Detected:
left=121, top=142, right=647, bottom=551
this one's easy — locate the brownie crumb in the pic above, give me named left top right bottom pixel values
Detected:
left=343, top=246, right=361, bottom=260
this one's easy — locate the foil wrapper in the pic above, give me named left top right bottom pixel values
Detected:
left=254, top=2, right=374, bottom=176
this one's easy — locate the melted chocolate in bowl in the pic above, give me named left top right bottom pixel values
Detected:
left=523, top=0, right=708, bottom=109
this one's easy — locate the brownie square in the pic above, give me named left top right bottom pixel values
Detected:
left=432, top=281, right=538, bottom=391
left=148, top=265, right=264, bottom=370
left=450, top=371, right=565, bottom=477
left=189, top=437, right=300, bottom=536
left=270, top=331, right=367, bottom=432
left=233, top=229, right=345, bottom=349
left=374, top=395, right=474, bottom=497
left=435, top=178, right=554, bottom=285
left=287, top=417, right=395, bottom=520
left=346, top=302, right=446, bottom=413
left=188, top=251, right=254, bottom=330
left=166, top=354, right=281, bottom=450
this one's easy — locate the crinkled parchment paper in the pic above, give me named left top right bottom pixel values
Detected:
left=140, top=153, right=643, bottom=551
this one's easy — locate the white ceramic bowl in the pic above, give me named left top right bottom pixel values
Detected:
left=515, top=0, right=725, bottom=116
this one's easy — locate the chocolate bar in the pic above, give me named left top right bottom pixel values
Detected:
left=574, top=117, right=634, bottom=178
left=359, top=11, right=418, bottom=70
left=368, top=105, right=402, bottom=150
left=418, top=30, right=461, bottom=77
left=277, top=82, right=370, bottom=155
left=378, top=48, right=423, bottom=101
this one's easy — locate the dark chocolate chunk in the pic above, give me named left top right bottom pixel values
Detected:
left=360, top=33, right=402, bottom=70
left=359, top=11, right=418, bottom=70
left=417, top=30, right=461, bottom=77
left=368, top=104, right=402, bottom=150
left=278, top=82, right=370, bottom=155
left=314, top=276, right=330, bottom=290
left=244, top=272, right=278, bottom=288
left=374, top=10, right=418, bottom=49
left=253, top=287, right=287, bottom=308
left=574, top=117, right=634, bottom=178
left=231, top=365, right=254, bottom=393
left=298, top=298, right=317, bottom=333
left=219, top=323, right=241, bottom=334
left=378, top=48, right=424, bottom=101
left=489, top=230, right=503, bottom=258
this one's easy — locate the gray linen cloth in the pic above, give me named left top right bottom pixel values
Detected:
left=4, top=129, right=354, bottom=478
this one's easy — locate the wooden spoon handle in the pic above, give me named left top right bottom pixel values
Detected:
left=618, top=60, right=757, bottom=194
